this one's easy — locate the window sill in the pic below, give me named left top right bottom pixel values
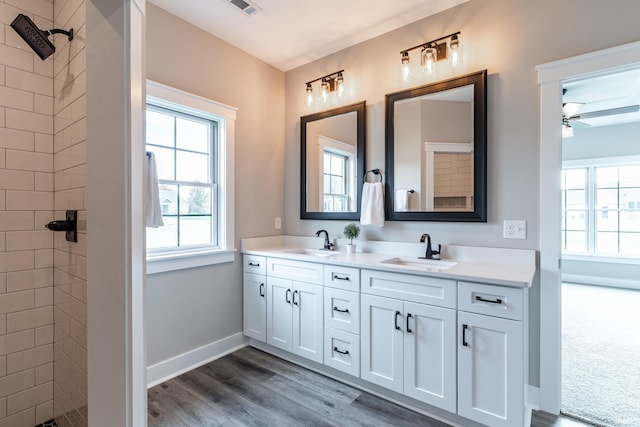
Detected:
left=562, top=253, right=640, bottom=265
left=147, top=248, right=236, bottom=275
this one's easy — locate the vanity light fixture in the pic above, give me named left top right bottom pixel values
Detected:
left=304, top=70, right=345, bottom=107
left=400, top=32, right=462, bottom=81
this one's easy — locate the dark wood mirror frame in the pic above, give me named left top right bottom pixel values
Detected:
left=300, top=101, right=366, bottom=220
left=385, top=70, right=487, bottom=222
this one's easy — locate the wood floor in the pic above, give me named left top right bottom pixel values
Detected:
left=148, top=346, right=595, bottom=427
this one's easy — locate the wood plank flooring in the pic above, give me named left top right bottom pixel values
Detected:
left=148, top=346, right=595, bottom=427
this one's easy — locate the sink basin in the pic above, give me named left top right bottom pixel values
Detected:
left=380, top=257, right=457, bottom=270
left=285, top=248, right=340, bottom=257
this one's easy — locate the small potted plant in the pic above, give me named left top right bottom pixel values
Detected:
left=343, top=223, right=360, bottom=254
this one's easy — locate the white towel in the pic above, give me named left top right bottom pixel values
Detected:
left=360, top=182, right=385, bottom=226
left=146, top=152, right=164, bottom=228
left=395, top=189, right=409, bottom=211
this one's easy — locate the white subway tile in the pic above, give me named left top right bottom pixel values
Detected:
left=34, top=212, right=53, bottom=232
left=0, top=368, right=34, bottom=398
left=34, top=325, right=53, bottom=346
left=34, top=362, right=53, bottom=385
left=33, top=56, right=53, bottom=79
left=0, top=191, right=5, bottom=211
left=6, top=230, right=52, bottom=251
left=34, top=172, right=54, bottom=192
left=0, top=315, right=5, bottom=335
left=34, top=249, right=53, bottom=269
left=0, top=149, right=5, bottom=169
left=0, top=85, right=33, bottom=112
left=0, top=329, right=34, bottom=356
left=0, top=107, right=5, bottom=127
left=53, top=95, right=85, bottom=134
left=0, top=233, right=5, bottom=253
left=0, top=274, right=6, bottom=294
left=0, top=128, right=35, bottom=151
left=0, top=65, right=5, bottom=84
left=34, top=94, right=53, bottom=115
left=6, top=150, right=53, bottom=173
left=0, top=251, right=34, bottom=273
left=0, top=289, right=34, bottom=315
left=0, top=211, right=34, bottom=231
left=54, top=70, right=85, bottom=114
left=6, top=109, right=52, bottom=134
left=35, top=400, right=53, bottom=425
left=54, top=118, right=85, bottom=153
left=34, top=133, right=53, bottom=154
left=0, top=407, right=35, bottom=427
left=0, top=170, right=34, bottom=190
left=6, top=191, right=52, bottom=211
left=6, top=67, right=53, bottom=97
left=0, top=45, right=34, bottom=73
left=7, top=381, right=52, bottom=415
left=6, top=306, right=52, bottom=334
left=7, top=268, right=53, bottom=292
left=0, top=397, right=5, bottom=419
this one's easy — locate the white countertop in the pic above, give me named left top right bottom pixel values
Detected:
left=241, top=236, right=537, bottom=288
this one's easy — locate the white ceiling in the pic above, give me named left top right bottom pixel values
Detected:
left=148, top=0, right=469, bottom=71
left=563, top=68, right=640, bottom=127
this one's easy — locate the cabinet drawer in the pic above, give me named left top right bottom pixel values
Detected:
left=323, top=265, right=360, bottom=291
left=324, top=288, right=360, bottom=334
left=361, top=269, right=456, bottom=309
left=267, top=258, right=323, bottom=284
left=458, top=281, right=524, bottom=321
left=324, top=327, right=360, bottom=377
left=244, top=255, right=266, bottom=275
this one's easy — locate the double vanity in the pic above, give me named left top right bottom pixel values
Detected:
left=241, top=235, right=536, bottom=427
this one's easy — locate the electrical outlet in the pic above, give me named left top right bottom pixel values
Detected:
left=503, top=220, right=526, bottom=239
left=275, top=217, right=282, bottom=229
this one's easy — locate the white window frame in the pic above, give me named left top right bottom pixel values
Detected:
left=317, top=135, right=356, bottom=212
left=146, top=80, right=236, bottom=274
left=562, top=155, right=640, bottom=262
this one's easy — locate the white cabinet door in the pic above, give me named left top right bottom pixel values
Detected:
left=243, top=273, right=266, bottom=342
left=403, top=301, right=456, bottom=413
left=266, top=277, right=293, bottom=352
left=360, top=294, right=404, bottom=393
left=458, top=311, right=524, bottom=427
left=292, top=281, right=323, bottom=363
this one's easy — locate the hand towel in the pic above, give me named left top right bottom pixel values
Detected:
left=360, top=182, right=385, bottom=226
left=395, top=189, right=409, bottom=211
left=146, top=152, right=164, bottom=228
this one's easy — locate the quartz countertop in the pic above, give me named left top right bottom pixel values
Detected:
left=241, top=237, right=536, bottom=288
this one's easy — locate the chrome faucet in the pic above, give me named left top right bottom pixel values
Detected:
left=420, top=233, right=441, bottom=259
left=315, top=229, right=334, bottom=250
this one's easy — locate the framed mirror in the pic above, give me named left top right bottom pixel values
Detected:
left=301, top=101, right=366, bottom=220
left=385, top=70, right=487, bottom=221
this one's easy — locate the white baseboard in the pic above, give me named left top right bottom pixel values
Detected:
left=528, top=385, right=541, bottom=410
left=147, top=332, right=248, bottom=388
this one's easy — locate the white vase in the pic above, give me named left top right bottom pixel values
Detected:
left=346, top=244, right=356, bottom=254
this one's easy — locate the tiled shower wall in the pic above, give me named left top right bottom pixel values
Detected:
left=0, top=0, right=87, bottom=426
left=0, top=1, right=56, bottom=426
left=52, top=0, right=87, bottom=426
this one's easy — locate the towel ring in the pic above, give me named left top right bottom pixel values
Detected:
left=364, top=169, right=384, bottom=183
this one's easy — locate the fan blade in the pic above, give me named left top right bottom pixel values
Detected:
left=568, top=104, right=640, bottom=120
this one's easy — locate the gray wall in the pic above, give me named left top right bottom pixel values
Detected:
left=283, top=0, right=640, bottom=386
left=145, top=4, right=285, bottom=366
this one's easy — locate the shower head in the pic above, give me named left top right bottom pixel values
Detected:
left=10, top=13, right=73, bottom=61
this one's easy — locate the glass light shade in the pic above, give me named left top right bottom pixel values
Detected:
left=336, top=74, right=345, bottom=98
left=423, top=47, right=437, bottom=74
left=320, top=80, right=329, bottom=102
left=450, top=35, right=462, bottom=68
left=401, top=51, right=411, bottom=82
left=305, top=84, right=313, bottom=107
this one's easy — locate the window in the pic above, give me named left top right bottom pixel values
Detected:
left=323, top=150, right=349, bottom=212
left=146, top=81, right=236, bottom=273
left=562, top=158, right=640, bottom=257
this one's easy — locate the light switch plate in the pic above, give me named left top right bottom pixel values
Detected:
left=275, top=217, right=282, bottom=229
left=503, top=220, right=526, bottom=239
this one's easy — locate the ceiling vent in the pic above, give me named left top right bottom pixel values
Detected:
left=226, top=0, right=261, bottom=16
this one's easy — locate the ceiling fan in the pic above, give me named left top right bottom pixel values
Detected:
left=562, top=89, right=640, bottom=127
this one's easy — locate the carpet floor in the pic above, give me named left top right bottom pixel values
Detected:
left=562, top=283, right=640, bottom=426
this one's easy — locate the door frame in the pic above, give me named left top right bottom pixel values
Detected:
left=536, top=40, right=640, bottom=414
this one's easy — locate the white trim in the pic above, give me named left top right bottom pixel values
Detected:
left=563, top=155, right=640, bottom=168
left=562, top=253, right=640, bottom=265
left=147, top=333, right=247, bottom=388
left=147, top=249, right=236, bottom=274
left=145, top=80, right=236, bottom=271
left=527, top=385, right=541, bottom=410
left=424, top=141, right=473, bottom=210
left=537, top=39, right=640, bottom=414
left=318, top=135, right=357, bottom=211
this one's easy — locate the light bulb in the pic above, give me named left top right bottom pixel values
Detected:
left=305, top=83, right=313, bottom=107
left=450, top=35, right=461, bottom=68
left=401, top=51, right=411, bottom=82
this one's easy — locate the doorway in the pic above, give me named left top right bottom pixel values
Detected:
left=537, top=41, right=640, bottom=417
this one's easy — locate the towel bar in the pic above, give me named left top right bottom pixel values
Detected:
left=364, top=168, right=384, bottom=183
